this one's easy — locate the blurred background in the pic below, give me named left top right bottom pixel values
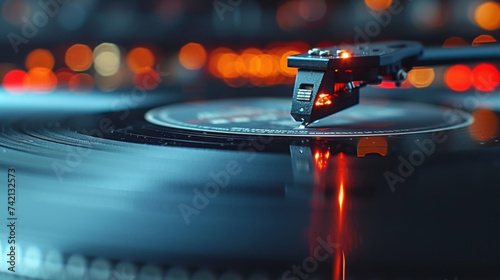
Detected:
left=0, top=0, right=499, bottom=96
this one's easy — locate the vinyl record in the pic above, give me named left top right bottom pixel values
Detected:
left=145, top=98, right=472, bottom=137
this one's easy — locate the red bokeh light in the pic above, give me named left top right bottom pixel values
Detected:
left=55, top=68, right=75, bottom=88
left=472, top=63, right=500, bottom=92
left=69, top=73, right=94, bottom=92
left=444, top=65, right=472, bottom=91
left=3, top=70, right=26, bottom=93
left=134, top=67, right=160, bottom=90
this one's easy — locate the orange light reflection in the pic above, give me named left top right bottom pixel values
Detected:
left=338, top=183, right=344, bottom=209
left=469, top=109, right=499, bottom=141
left=315, top=93, right=333, bottom=106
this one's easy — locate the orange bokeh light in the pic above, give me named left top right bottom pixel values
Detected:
left=474, top=1, right=500, bottom=30
left=208, top=47, right=233, bottom=78
left=365, top=0, right=392, bottom=11
left=217, top=52, right=239, bottom=79
left=444, top=65, right=472, bottom=91
left=280, top=50, right=300, bottom=77
left=472, top=34, right=497, bottom=46
left=65, top=44, right=93, bottom=72
left=179, top=43, right=207, bottom=70
left=469, top=109, right=498, bottom=141
left=126, top=47, right=155, bottom=73
left=24, top=67, right=57, bottom=93
left=408, top=67, right=435, bottom=88
left=3, top=70, right=26, bottom=93
left=236, top=48, right=262, bottom=77
left=25, top=49, right=55, bottom=70
left=253, top=54, right=278, bottom=77
left=208, top=43, right=311, bottom=87
left=472, top=63, right=500, bottom=92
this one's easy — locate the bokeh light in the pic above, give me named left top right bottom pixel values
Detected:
left=24, top=67, right=57, bottom=93
left=443, top=36, right=468, bottom=48
left=94, top=72, right=123, bottom=92
left=407, top=67, right=435, bottom=88
left=134, top=67, right=160, bottom=90
left=25, top=49, right=55, bottom=70
left=472, top=34, right=497, bottom=46
left=280, top=50, right=300, bottom=77
left=126, top=47, right=155, bottom=73
left=24, top=246, right=43, bottom=278
left=94, top=43, right=121, bottom=77
left=65, top=44, right=93, bottom=72
left=217, top=52, right=239, bottom=79
left=412, top=1, right=448, bottom=30
left=0, top=63, right=16, bottom=82
left=445, top=65, right=472, bottom=91
left=469, top=109, right=499, bottom=141
left=472, top=63, right=500, bottom=92
left=155, top=0, right=184, bottom=22
left=253, top=54, right=278, bottom=78
left=3, top=70, right=27, bottom=93
left=364, top=0, right=392, bottom=11
left=474, top=1, right=500, bottom=30
left=69, top=73, right=94, bottom=92
left=224, top=77, right=248, bottom=88
left=298, top=0, right=327, bottom=22
left=235, top=48, right=262, bottom=77
left=209, top=47, right=233, bottom=78
left=276, top=1, right=305, bottom=31
left=179, top=43, right=207, bottom=70
left=94, top=43, right=121, bottom=57
left=55, top=68, right=75, bottom=88
left=207, top=42, right=309, bottom=87
left=2, top=0, right=31, bottom=25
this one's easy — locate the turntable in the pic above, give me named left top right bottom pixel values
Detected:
left=1, top=1, right=500, bottom=280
